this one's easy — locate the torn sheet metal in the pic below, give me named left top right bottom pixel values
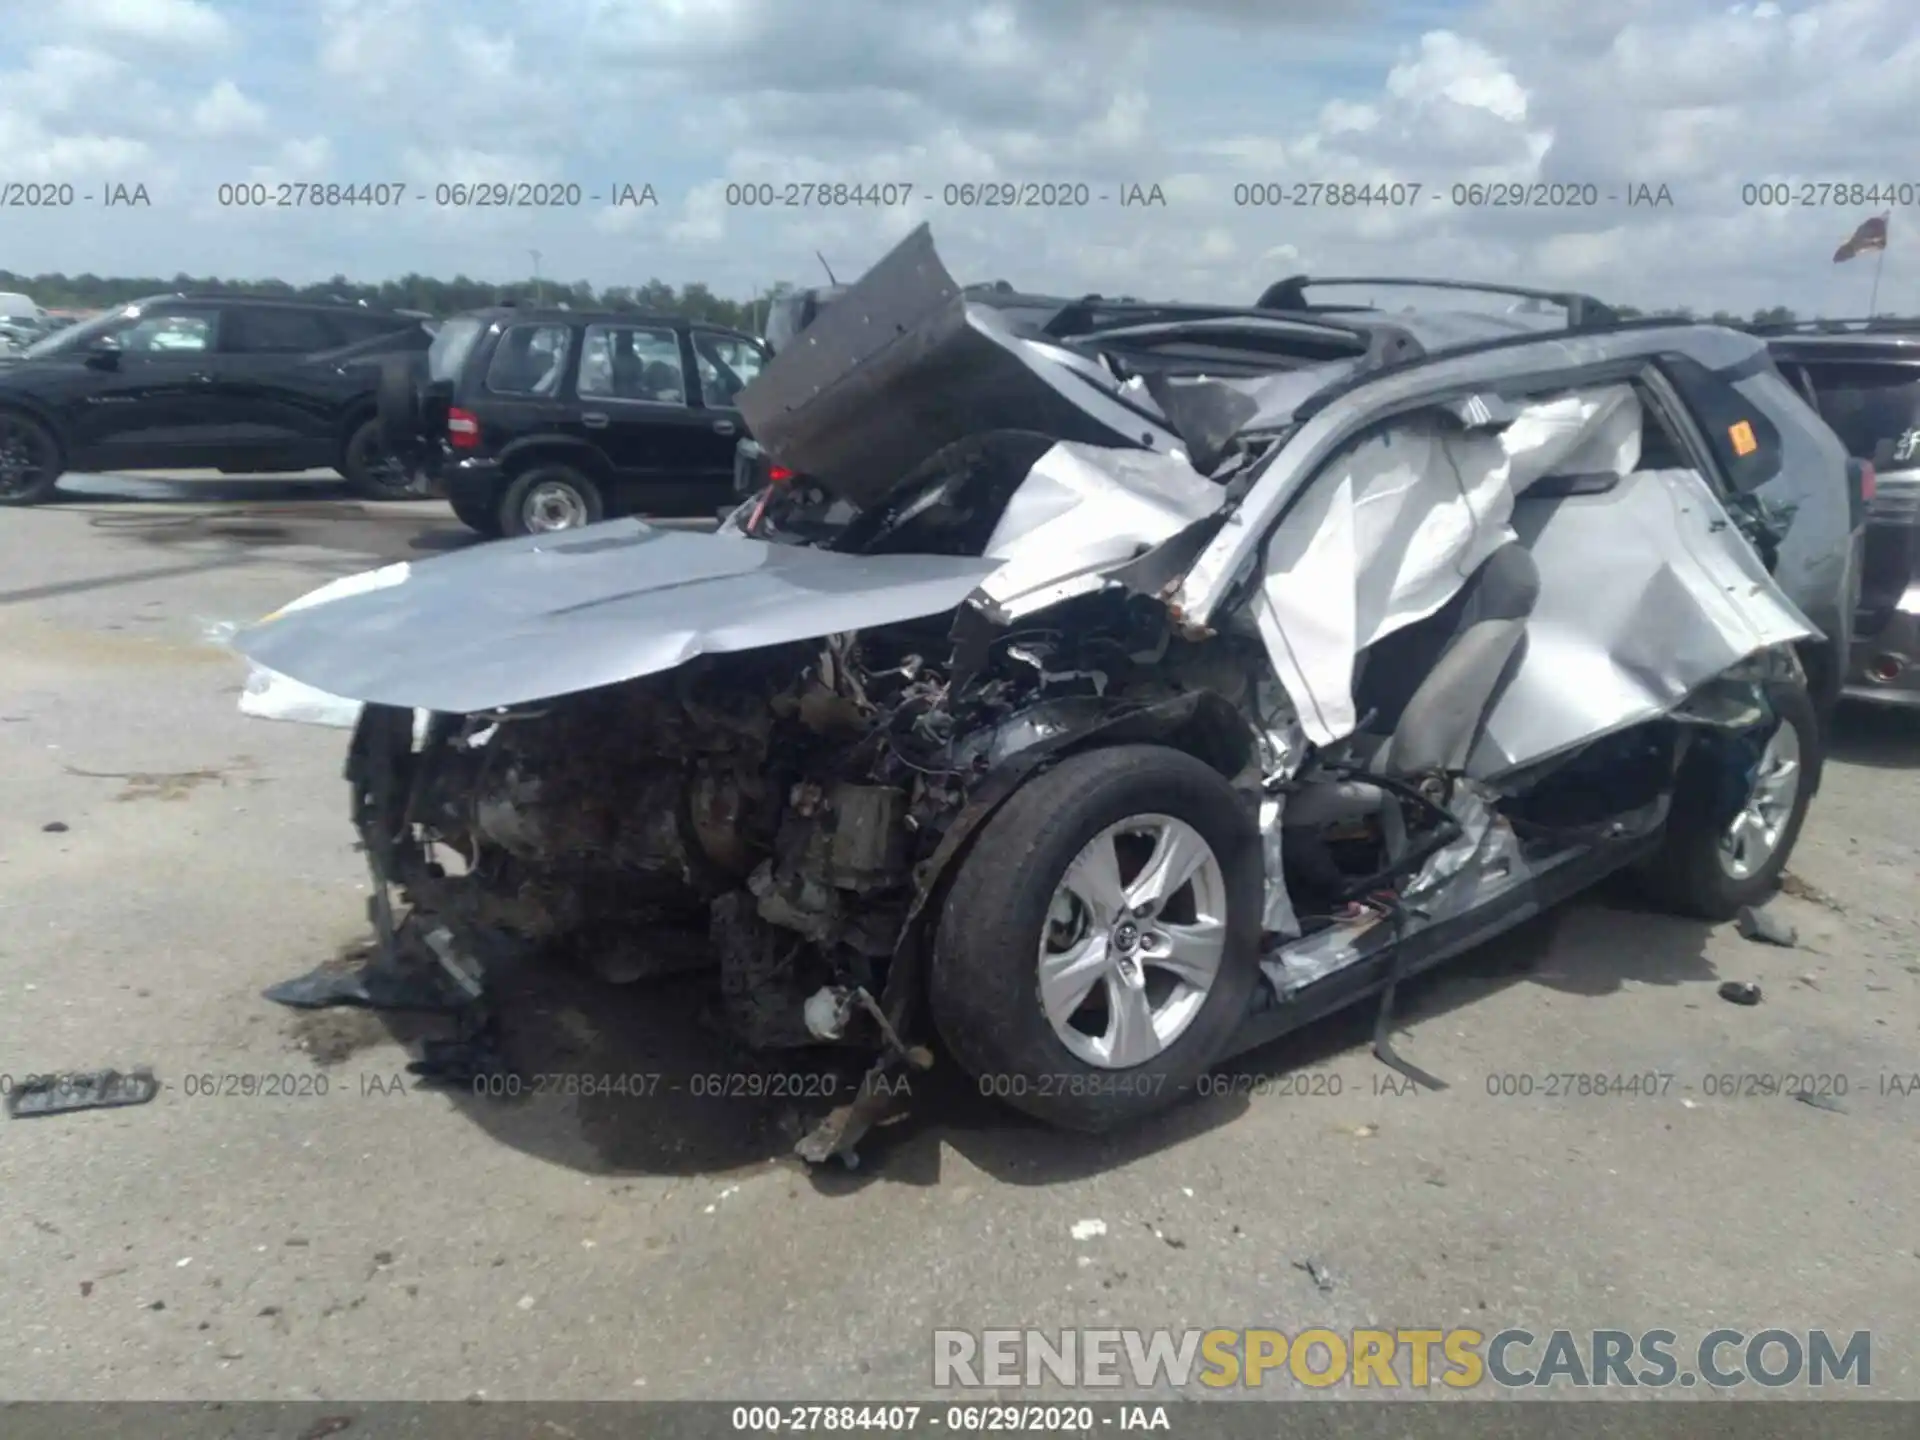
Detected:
left=1252, top=385, right=1643, bottom=745
left=1469, top=466, right=1818, bottom=777
left=1257, top=794, right=1301, bottom=937
left=736, top=224, right=1182, bottom=510
left=1396, top=787, right=1525, bottom=924
left=1250, top=672, right=1307, bottom=936
left=973, top=442, right=1226, bottom=619
left=236, top=519, right=999, bottom=714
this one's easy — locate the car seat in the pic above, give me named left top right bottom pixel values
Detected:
left=1284, top=540, right=1540, bottom=834
left=610, top=333, right=645, bottom=398
left=641, top=360, right=683, bottom=403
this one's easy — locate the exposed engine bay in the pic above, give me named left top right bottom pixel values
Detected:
left=347, top=596, right=1265, bottom=1067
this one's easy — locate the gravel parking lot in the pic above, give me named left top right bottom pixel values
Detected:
left=3, top=472, right=1918, bottom=1402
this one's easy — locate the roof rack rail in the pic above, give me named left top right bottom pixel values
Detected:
left=1743, top=316, right=1920, bottom=335
left=1254, top=275, right=1620, bottom=328
left=1042, top=297, right=1386, bottom=343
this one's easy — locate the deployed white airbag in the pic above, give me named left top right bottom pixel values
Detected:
left=1468, top=466, right=1817, bottom=776
left=1252, top=386, right=1642, bottom=744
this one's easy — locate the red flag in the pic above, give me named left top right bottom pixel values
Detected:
left=1834, top=213, right=1889, bottom=262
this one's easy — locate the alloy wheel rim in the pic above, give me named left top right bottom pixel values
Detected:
left=1718, top=721, right=1801, bottom=880
left=524, top=481, right=588, bottom=531
left=1037, top=813, right=1228, bottom=1069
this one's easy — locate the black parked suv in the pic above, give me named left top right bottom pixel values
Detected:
left=0, top=294, right=433, bottom=505
left=1755, top=318, right=1920, bottom=707
left=383, top=305, right=768, bottom=537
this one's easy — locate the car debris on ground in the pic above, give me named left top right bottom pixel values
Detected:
left=6, top=1068, right=159, bottom=1118
left=1735, top=903, right=1799, bottom=946
left=231, top=225, right=1855, bottom=1164
left=1293, top=1258, right=1336, bottom=1293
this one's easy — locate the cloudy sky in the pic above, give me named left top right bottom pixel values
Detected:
left=1, top=0, right=1914, bottom=314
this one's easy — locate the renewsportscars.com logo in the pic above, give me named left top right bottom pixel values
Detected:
left=932, top=1328, right=1872, bottom=1390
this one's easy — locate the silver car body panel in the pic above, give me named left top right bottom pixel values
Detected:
left=236, top=520, right=1000, bottom=714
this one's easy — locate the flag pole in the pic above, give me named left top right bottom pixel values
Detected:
left=1867, top=211, right=1890, bottom=316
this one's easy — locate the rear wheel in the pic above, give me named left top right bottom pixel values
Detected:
left=0, top=411, right=63, bottom=506
left=340, top=417, right=417, bottom=499
left=500, top=465, right=604, bottom=536
left=1637, top=679, right=1819, bottom=920
left=375, top=353, right=427, bottom=456
left=928, top=744, right=1263, bottom=1132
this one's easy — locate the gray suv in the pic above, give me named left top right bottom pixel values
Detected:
left=240, top=230, right=1861, bottom=1160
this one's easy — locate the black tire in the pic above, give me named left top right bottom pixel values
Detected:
left=0, top=410, right=63, bottom=506
left=449, top=493, right=502, bottom=537
left=928, top=743, right=1263, bottom=1133
left=499, top=465, right=604, bottom=536
left=375, top=353, right=426, bottom=456
left=1636, top=679, right=1820, bottom=920
left=340, top=416, right=416, bottom=499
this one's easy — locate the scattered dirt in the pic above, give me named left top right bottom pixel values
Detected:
left=283, top=938, right=405, bottom=1065
left=64, top=754, right=258, bottom=802
left=290, top=1009, right=390, bottom=1067
left=1780, top=871, right=1846, bottom=912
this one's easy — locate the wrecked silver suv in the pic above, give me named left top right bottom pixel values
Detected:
left=239, top=227, right=1853, bottom=1163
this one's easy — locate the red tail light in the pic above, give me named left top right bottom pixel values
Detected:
left=447, top=406, right=480, bottom=450
left=1859, top=460, right=1876, bottom=502
left=767, top=464, right=795, bottom=484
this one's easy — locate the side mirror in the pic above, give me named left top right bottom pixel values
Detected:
left=84, top=345, right=121, bottom=370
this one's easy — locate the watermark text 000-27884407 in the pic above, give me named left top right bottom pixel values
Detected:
left=720, top=181, right=1170, bottom=209
left=933, top=1327, right=1872, bottom=1392
left=211, top=181, right=661, bottom=209
left=1229, top=180, right=1677, bottom=209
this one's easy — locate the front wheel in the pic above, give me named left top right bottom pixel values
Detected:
left=500, top=465, right=604, bottom=536
left=340, top=417, right=418, bottom=499
left=0, top=411, right=63, bottom=505
left=1637, top=679, right=1820, bottom=920
left=928, top=744, right=1263, bottom=1133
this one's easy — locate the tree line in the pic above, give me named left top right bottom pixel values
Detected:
left=0, top=270, right=787, bottom=329
left=0, top=269, right=1902, bottom=330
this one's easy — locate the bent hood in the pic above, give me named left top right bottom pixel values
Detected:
left=235, top=521, right=999, bottom=714
left=736, top=224, right=1182, bottom=510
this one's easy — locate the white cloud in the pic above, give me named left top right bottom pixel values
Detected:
left=190, top=80, right=267, bottom=138
left=60, top=0, right=232, bottom=49
left=0, top=0, right=1916, bottom=316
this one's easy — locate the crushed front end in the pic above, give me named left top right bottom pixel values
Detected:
left=333, top=597, right=1263, bottom=1159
